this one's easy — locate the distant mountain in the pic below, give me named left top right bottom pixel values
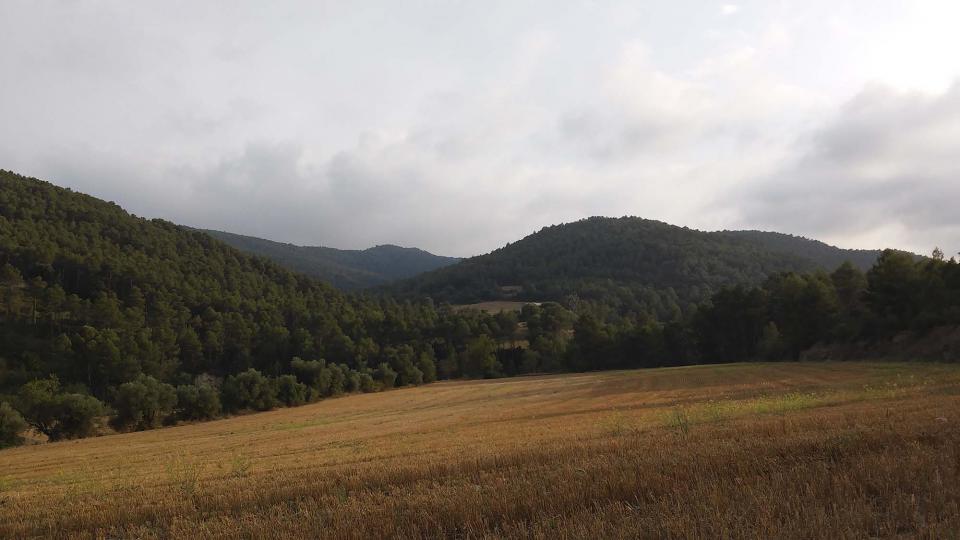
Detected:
left=202, top=229, right=460, bottom=290
left=387, top=216, right=894, bottom=318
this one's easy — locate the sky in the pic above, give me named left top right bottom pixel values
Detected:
left=1, top=1, right=959, bottom=257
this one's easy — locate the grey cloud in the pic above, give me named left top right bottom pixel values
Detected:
left=734, top=82, right=960, bottom=253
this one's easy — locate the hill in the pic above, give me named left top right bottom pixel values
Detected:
left=202, top=229, right=459, bottom=290
left=388, top=217, right=888, bottom=318
left=0, top=170, right=493, bottom=402
left=3, top=362, right=959, bottom=538
left=717, top=230, right=882, bottom=270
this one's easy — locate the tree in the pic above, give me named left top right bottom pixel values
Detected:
left=866, top=250, right=921, bottom=334
left=275, top=375, right=308, bottom=407
left=358, top=372, right=376, bottom=392
left=417, top=350, right=437, bottom=383
left=176, top=382, right=222, bottom=420
left=0, top=401, right=27, bottom=448
left=112, top=375, right=178, bottom=430
left=374, top=362, right=398, bottom=389
left=16, top=377, right=106, bottom=441
left=464, top=336, right=502, bottom=378
left=222, top=369, right=276, bottom=412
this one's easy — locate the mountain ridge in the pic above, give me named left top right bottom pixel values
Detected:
left=201, top=229, right=460, bottom=290
left=386, top=216, right=902, bottom=318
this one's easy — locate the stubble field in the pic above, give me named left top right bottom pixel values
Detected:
left=2, top=362, right=960, bottom=538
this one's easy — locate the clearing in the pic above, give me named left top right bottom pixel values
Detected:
left=2, top=362, right=960, bottom=538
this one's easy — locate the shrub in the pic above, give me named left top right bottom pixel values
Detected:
left=112, top=375, right=177, bottom=431
left=176, top=382, right=222, bottom=420
left=222, top=369, right=276, bottom=412
left=375, top=363, right=397, bottom=389
left=16, top=377, right=106, bottom=441
left=0, top=401, right=27, bottom=448
left=274, top=375, right=307, bottom=407
left=55, top=393, right=108, bottom=439
left=344, top=368, right=361, bottom=393
left=417, top=352, right=438, bottom=383
left=328, top=364, right=347, bottom=395
left=358, top=372, right=376, bottom=393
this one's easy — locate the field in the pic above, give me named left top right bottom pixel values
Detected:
left=452, top=301, right=538, bottom=313
left=2, top=362, right=960, bottom=538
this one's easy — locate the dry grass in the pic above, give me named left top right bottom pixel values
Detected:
left=2, top=362, right=960, bottom=538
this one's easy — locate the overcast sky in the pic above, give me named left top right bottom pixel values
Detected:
left=2, top=1, right=959, bottom=257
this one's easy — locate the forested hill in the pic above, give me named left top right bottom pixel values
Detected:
left=387, top=217, right=890, bottom=318
left=202, top=229, right=459, bottom=290
left=0, top=170, right=497, bottom=403
left=717, top=230, right=882, bottom=271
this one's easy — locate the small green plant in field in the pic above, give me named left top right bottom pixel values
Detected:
left=750, top=393, right=823, bottom=415
left=165, top=456, right=203, bottom=496
left=668, top=409, right=691, bottom=435
left=602, top=411, right=634, bottom=436
left=229, top=452, right=253, bottom=479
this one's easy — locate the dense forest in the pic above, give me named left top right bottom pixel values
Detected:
left=0, top=170, right=956, bottom=449
left=203, top=229, right=459, bottom=290
left=386, top=217, right=890, bottom=319
left=0, top=171, right=511, bottom=445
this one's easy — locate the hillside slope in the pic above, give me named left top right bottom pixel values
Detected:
left=0, top=170, right=485, bottom=399
left=388, top=217, right=887, bottom=317
left=202, top=229, right=459, bottom=289
left=717, top=230, right=882, bottom=271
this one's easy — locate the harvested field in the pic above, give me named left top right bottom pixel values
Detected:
left=2, top=362, right=960, bottom=538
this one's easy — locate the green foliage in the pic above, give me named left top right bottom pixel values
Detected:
left=112, top=375, right=177, bottom=431
left=0, top=401, right=27, bottom=448
left=16, top=377, right=106, bottom=441
left=390, top=217, right=884, bottom=319
left=374, top=363, right=397, bottom=389
left=176, top=382, right=222, bottom=421
left=222, top=369, right=276, bottom=412
left=274, top=375, right=308, bottom=407
left=417, top=350, right=437, bottom=383
left=358, top=372, right=376, bottom=393
left=464, top=336, right=502, bottom=378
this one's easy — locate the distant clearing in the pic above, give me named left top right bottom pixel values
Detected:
left=453, top=300, right=539, bottom=313
left=2, top=362, right=960, bottom=538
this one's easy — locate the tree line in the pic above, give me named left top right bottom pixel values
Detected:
left=0, top=170, right=956, bottom=448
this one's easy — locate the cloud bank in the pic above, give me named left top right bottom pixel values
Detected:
left=1, top=1, right=958, bottom=256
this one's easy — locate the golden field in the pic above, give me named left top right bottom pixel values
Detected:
left=2, top=362, right=960, bottom=539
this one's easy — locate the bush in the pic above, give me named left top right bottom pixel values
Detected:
left=328, top=364, right=347, bottom=395
left=274, top=375, right=307, bottom=407
left=358, top=372, right=376, bottom=393
left=56, top=393, right=108, bottom=439
left=291, top=358, right=333, bottom=396
left=176, top=382, right=222, bottom=420
left=375, top=363, right=397, bottom=389
left=0, top=401, right=27, bottom=448
left=112, top=375, right=177, bottom=431
left=344, top=369, right=361, bottom=393
left=16, top=377, right=106, bottom=441
left=417, top=352, right=437, bottom=383
left=222, top=369, right=276, bottom=412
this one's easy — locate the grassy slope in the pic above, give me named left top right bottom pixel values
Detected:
left=2, top=362, right=960, bottom=538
